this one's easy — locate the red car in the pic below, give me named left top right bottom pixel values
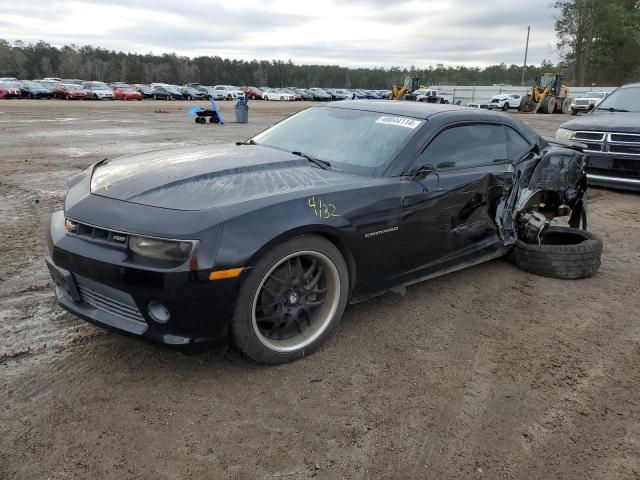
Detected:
left=53, top=84, right=88, bottom=100
left=242, top=86, right=264, bottom=100
left=0, top=83, right=22, bottom=99
left=114, top=87, right=143, bottom=101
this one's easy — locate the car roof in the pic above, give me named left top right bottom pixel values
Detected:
left=328, top=100, right=473, bottom=119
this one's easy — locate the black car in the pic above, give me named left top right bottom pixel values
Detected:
left=557, top=83, right=640, bottom=191
left=19, top=80, right=54, bottom=99
left=149, top=86, right=176, bottom=100
left=46, top=101, right=597, bottom=364
left=135, top=85, right=155, bottom=99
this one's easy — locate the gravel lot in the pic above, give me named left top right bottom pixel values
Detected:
left=1, top=100, right=639, bottom=480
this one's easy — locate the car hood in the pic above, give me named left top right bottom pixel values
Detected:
left=90, top=144, right=361, bottom=211
left=561, top=112, right=640, bottom=133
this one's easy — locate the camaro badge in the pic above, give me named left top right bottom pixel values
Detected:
left=364, top=226, right=399, bottom=238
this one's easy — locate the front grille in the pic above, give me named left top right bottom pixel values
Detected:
left=68, top=219, right=128, bottom=249
left=575, top=100, right=590, bottom=106
left=610, top=133, right=640, bottom=143
left=575, top=131, right=605, bottom=141
left=76, top=279, right=146, bottom=325
left=609, top=145, right=640, bottom=155
left=584, top=143, right=603, bottom=152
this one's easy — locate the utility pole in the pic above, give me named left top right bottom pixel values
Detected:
left=521, top=25, right=530, bottom=86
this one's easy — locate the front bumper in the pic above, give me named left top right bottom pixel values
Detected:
left=586, top=153, right=640, bottom=191
left=46, top=211, right=239, bottom=347
left=571, top=104, right=594, bottom=111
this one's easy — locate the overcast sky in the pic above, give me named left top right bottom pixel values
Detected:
left=0, top=0, right=560, bottom=68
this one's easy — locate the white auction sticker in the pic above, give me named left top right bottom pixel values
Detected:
left=375, top=115, right=421, bottom=129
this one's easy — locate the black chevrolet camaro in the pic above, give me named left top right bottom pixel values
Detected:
left=46, top=101, right=590, bottom=363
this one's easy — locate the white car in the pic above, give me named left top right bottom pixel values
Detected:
left=263, top=89, right=295, bottom=101
left=0, top=77, right=19, bottom=83
left=487, top=94, right=523, bottom=111
left=82, top=81, right=114, bottom=100
left=212, top=85, right=245, bottom=101
left=570, top=91, right=608, bottom=115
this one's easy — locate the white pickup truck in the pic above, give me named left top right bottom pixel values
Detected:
left=409, top=88, right=454, bottom=104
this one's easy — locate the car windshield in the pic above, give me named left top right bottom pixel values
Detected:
left=252, top=107, right=425, bottom=176
left=119, top=87, right=135, bottom=92
left=594, top=86, right=640, bottom=112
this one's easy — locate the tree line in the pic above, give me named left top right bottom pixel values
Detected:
left=554, top=0, right=640, bottom=86
left=2, top=0, right=639, bottom=91
left=1, top=39, right=564, bottom=88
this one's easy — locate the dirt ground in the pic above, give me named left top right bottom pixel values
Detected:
left=1, top=100, right=639, bottom=480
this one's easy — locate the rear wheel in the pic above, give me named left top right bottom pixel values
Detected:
left=231, top=235, right=349, bottom=364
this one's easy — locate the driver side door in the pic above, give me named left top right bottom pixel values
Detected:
left=398, top=122, right=521, bottom=280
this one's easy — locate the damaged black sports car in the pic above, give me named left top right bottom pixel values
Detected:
left=46, top=101, right=602, bottom=363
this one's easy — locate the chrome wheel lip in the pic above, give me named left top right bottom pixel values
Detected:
left=251, top=250, right=340, bottom=353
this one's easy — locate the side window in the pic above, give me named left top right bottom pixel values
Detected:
left=504, top=126, right=531, bottom=160
left=415, top=124, right=507, bottom=170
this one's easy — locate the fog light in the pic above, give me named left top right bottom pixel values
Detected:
left=148, top=301, right=170, bottom=324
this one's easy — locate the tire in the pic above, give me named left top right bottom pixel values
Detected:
left=562, top=98, right=572, bottom=114
left=65, top=94, right=70, bottom=100
left=153, top=94, right=157, bottom=100
left=280, top=96, right=284, bottom=101
left=231, top=235, right=349, bottom=364
left=571, top=108, right=578, bottom=116
left=502, top=103, right=510, bottom=111
left=251, top=95, right=256, bottom=100
left=509, top=226, right=602, bottom=280
left=540, top=96, right=554, bottom=114
left=227, top=94, right=232, bottom=100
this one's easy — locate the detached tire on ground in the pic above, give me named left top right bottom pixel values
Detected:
left=510, top=226, right=603, bottom=280
left=231, top=235, right=349, bottom=364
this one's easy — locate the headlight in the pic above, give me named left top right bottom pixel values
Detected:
left=555, top=128, right=575, bottom=141
left=129, top=235, right=197, bottom=262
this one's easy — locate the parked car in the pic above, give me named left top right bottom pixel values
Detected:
left=196, top=86, right=223, bottom=100
left=282, top=88, right=303, bottom=101
left=46, top=101, right=600, bottom=364
left=212, top=85, right=245, bottom=100
left=569, top=91, right=609, bottom=115
left=19, top=80, right=53, bottom=99
left=53, top=83, right=88, bottom=100
left=329, top=89, right=351, bottom=100
left=292, top=88, right=316, bottom=101
left=263, top=88, right=295, bottom=101
left=487, top=94, right=523, bottom=111
left=34, top=80, right=62, bottom=91
left=82, top=82, right=114, bottom=100
left=557, top=82, right=640, bottom=191
left=178, top=86, right=208, bottom=100
left=0, top=77, right=19, bottom=83
left=309, top=88, right=332, bottom=101
left=242, top=86, right=264, bottom=100
left=149, top=86, right=178, bottom=100
left=134, top=85, right=155, bottom=99
left=0, top=82, right=21, bottom=99
left=113, top=87, right=143, bottom=101
left=409, top=88, right=454, bottom=104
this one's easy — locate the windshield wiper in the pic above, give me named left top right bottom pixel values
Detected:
left=236, top=139, right=256, bottom=146
left=596, top=107, right=630, bottom=112
left=291, top=151, right=331, bottom=170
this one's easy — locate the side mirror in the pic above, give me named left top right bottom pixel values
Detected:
left=410, top=164, right=439, bottom=181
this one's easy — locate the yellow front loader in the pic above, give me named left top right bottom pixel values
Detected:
left=519, top=73, right=572, bottom=114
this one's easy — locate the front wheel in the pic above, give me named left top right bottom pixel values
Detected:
left=231, top=235, right=349, bottom=364
left=502, top=103, right=510, bottom=111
